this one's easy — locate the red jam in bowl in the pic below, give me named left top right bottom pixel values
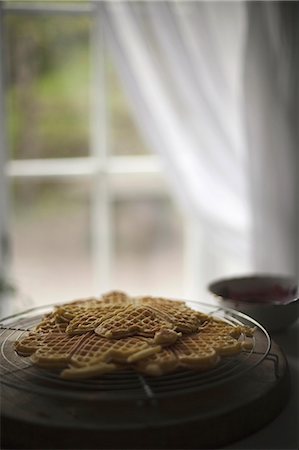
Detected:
left=209, top=276, right=298, bottom=306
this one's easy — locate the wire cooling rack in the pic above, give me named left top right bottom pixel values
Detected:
left=0, top=301, right=271, bottom=402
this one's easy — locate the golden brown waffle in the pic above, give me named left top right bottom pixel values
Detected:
left=59, top=291, right=132, bottom=308
left=61, top=335, right=162, bottom=379
left=202, top=334, right=242, bottom=355
left=199, top=318, right=243, bottom=339
left=137, top=296, right=186, bottom=307
left=15, top=332, right=41, bottom=356
left=135, top=333, right=240, bottom=375
left=70, top=334, right=160, bottom=367
left=134, top=318, right=247, bottom=375
left=66, top=305, right=129, bottom=335
left=101, top=290, right=133, bottom=306
left=149, top=304, right=206, bottom=333
left=55, top=299, right=130, bottom=323
left=134, top=347, right=178, bottom=376
left=61, top=296, right=102, bottom=307
left=153, top=328, right=181, bottom=346
left=94, top=305, right=175, bottom=339
left=53, top=292, right=133, bottom=332
left=34, top=313, right=68, bottom=334
left=14, top=292, right=255, bottom=380
left=173, top=334, right=220, bottom=370
left=30, top=332, right=88, bottom=368
left=135, top=296, right=209, bottom=333
left=197, top=319, right=252, bottom=355
left=61, top=361, right=119, bottom=379
left=54, top=305, right=89, bottom=322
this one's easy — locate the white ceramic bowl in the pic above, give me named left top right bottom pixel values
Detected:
left=208, top=274, right=299, bottom=332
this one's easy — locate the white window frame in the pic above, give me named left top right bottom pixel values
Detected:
left=0, top=1, right=197, bottom=304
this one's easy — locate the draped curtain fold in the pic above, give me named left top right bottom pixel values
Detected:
left=244, top=2, right=298, bottom=275
left=102, top=1, right=298, bottom=293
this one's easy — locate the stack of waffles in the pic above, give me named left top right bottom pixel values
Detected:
left=15, top=291, right=255, bottom=379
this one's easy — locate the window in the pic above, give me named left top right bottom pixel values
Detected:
left=1, top=2, right=186, bottom=313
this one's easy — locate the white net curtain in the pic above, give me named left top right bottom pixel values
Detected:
left=102, top=1, right=298, bottom=293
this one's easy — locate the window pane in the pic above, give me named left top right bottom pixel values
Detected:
left=111, top=190, right=185, bottom=298
left=5, top=13, right=91, bottom=159
left=11, top=179, right=93, bottom=310
left=107, top=59, right=152, bottom=156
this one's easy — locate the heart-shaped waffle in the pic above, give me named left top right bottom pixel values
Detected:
left=30, top=332, right=88, bottom=368
left=136, top=296, right=209, bottom=333
left=173, top=334, right=219, bottom=369
left=15, top=332, right=41, bottom=356
left=71, top=334, right=160, bottom=367
left=101, top=290, right=133, bottom=306
left=66, top=305, right=129, bottom=335
left=61, top=334, right=161, bottom=379
left=94, top=305, right=175, bottom=339
left=34, top=313, right=68, bottom=334
left=54, top=305, right=90, bottom=322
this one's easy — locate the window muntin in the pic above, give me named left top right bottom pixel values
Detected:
left=107, top=58, right=151, bottom=156
left=6, top=13, right=91, bottom=160
left=112, top=187, right=185, bottom=298
left=11, top=178, right=93, bottom=307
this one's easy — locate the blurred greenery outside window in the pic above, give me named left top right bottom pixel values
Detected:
left=3, top=3, right=185, bottom=311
